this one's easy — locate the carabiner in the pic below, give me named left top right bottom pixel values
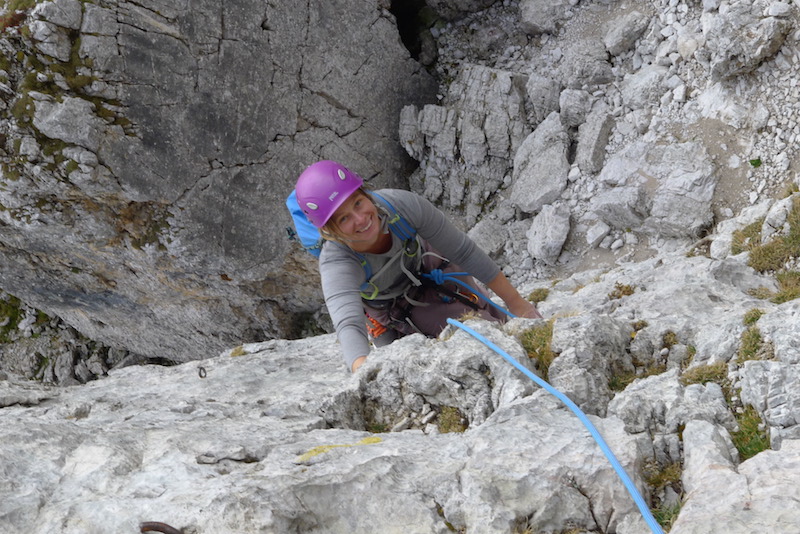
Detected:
left=360, top=281, right=380, bottom=300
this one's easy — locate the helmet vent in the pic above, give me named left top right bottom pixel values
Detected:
left=306, top=202, right=319, bottom=210
left=337, top=169, right=346, bottom=180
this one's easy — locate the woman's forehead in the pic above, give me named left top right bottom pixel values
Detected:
left=333, top=190, right=366, bottom=215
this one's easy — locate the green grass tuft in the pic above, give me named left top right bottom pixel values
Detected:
left=680, top=361, right=727, bottom=386
left=642, top=460, right=683, bottom=531
left=608, top=282, right=635, bottom=300
left=771, top=271, right=800, bottom=303
left=519, top=320, right=556, bottom=381
left=0, top=294, right=23, bottom=342
left=746, top=197, right=800, bottom=273
left=609, top=363, right=667, bottom=392
left=438, top=406, right=467, bottom=433
left=662, top=330, right=679, bottom=349
left=1, top=0, right=40, bottom=14
left=527, top=287, right=549, bottom=304
left=743, top=308, right=763, bottom=326
left=731, top=405, right=770, bottom=461
left=731, top=219, right=764, bottom=256
left=652, top=502, right=682, bottom=531
left=737, top=327, right=763, bottom=364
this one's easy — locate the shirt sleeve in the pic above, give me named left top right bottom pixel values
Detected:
left=319, top=241, right=371, bottom=369
left=380, top=189, right=501, bottom=284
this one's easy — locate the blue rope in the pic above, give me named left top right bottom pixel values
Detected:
left=422, top=270, right=517, bottom=319
left=446, top=318, right=665, bottom=534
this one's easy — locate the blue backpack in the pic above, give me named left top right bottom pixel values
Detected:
left=286, top=190, right=325, bottom=257
left=285, top=190, right=416, bottom=258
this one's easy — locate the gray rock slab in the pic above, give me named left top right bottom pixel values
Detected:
left=511, top=112, right=570, bottom=214
left=0, top=321, right=655, bottom=534
left=672, top=421, right=800, bottom=534
left=526, top=203, right=571, bottom=265
left=576, top=107, right=615, bottom=174
left=519, top=0, right=574, bottom=35
left=32, top=96, right=107, bottom=152
left=604, top=10, right=651, bottom=56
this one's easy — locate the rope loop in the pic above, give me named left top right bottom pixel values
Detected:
left=428, top=268, right=446, bottom=285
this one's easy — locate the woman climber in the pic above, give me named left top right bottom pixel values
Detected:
left=294, top=160, right=542, bottom=373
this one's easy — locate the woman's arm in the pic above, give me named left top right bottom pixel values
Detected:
left=319, top=244, right=372, bottom=371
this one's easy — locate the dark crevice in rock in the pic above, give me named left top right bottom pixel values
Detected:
left=389, top=0, right=429, bottom=61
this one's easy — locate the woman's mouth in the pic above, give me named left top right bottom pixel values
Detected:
left=357, top=217, right=373, bottom=233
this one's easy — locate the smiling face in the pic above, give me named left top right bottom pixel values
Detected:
left=324, top=190, right=383, bottom=251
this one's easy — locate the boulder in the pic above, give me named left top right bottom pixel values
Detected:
left=590, top=185, right=650, bottom=230
left=526, top=203, right=571, bottom=265
left=698, top=2, right=792, bottom=80
left=559, top=88, right=592, bottom=128
left=510, top=112, right=570, bottom=214
left=672, top=422, right=800, bottom=533
left=604, top=10, right=651, bottom=56
left=519, top=0, right=574, bottom=35
left=576, top=106, right=615, bottom=174
left=525, top=73, right=561, bottom=126
left=621, top=64, right=669, bottom=110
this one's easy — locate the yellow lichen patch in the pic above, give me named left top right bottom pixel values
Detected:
left=229, top=345, right=246, bottom=357
left=296, top=436, right=382, bottom=463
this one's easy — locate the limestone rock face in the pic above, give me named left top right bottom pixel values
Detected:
left=526, top=203, right=571, bottom=265
left=4, top=0, right=800, bottom=529
left=0, top=320, right=648, bottom=534
left=3, top=240, right=800, bottom=533
left=0, top=0, right=436, bottom=361
left=400, top=64, right=529, bottom=226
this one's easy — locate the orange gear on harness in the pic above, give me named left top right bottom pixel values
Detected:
left=457, top=287, right=480, bottom=304
left=366, top=314, right=387, bottom=338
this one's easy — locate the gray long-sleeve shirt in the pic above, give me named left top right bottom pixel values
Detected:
left=319, top=189, right=500, bottom=369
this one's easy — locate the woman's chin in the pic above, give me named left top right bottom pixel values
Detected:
left=356, top=232, right=378, bottom=245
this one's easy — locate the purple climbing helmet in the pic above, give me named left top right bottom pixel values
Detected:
left=295, top=160, right=364, bottom=228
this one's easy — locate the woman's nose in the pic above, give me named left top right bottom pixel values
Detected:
left=353, top=207, right=368, bottom=223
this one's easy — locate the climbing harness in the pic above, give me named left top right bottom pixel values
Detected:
left=421, top=269, right=516, bottom=319
left=446, top=318, right=665, bottom=534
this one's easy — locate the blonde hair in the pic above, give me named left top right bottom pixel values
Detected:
left=320, top=187, right=376, bottom=242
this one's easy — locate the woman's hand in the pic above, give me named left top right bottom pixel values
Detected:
left=487, top=272, right=543, bottom=319
left=507, top=297, right=542, bottom=319
left=351, top=356, right=367, bottom=373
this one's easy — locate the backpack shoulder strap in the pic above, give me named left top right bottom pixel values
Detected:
left=371, top=191, right=416, bottom=241
left=356, top=192, right=427, bottom=300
